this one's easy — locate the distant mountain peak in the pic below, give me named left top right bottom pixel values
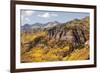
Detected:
left=23, top=24, right=30, bottom=26
left=44, top=21, right=60, bottom=28
left=21, top=24, right=32, bottom=32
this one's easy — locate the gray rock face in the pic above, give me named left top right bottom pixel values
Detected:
left=21, top=16, right=89, bottom=52
left=47, top=26, right=86, bottom=48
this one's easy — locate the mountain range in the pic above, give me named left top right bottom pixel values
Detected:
left=21, top=16, right=89, bottom=49
left=21, top=21, right=60, bottom=32
left=21, top=16, right=90, bottom=62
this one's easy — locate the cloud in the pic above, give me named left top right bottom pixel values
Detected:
left=38, top=13, right=50, bottom=18
left=22, top=10, right=35, bottom=16
left=21, top=15, right=30, bottom=25
left=21, top=10, right=34, bottom=25
left=25, top=17, right=30, bottom=22
left=38, top=12, right=58, bottom=18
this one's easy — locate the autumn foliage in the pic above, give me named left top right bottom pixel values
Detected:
left=21, top=17, right=90, bottom=63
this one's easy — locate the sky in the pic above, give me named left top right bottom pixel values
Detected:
left=21, top=9, right=89, bottom=26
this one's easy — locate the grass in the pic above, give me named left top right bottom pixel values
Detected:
left=21, top=40, right=89, bottom=62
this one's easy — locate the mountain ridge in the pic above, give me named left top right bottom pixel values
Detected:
left=21, top=16, right=90, bottom=62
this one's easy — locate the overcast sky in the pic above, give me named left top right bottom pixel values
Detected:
left=21, top=9, right=89, bottom=26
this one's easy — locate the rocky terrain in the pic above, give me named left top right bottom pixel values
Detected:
left=21, top=16, right=90, bottom=63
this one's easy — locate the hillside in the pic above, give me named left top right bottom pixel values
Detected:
left=21, top=16, right=90, bottom=63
